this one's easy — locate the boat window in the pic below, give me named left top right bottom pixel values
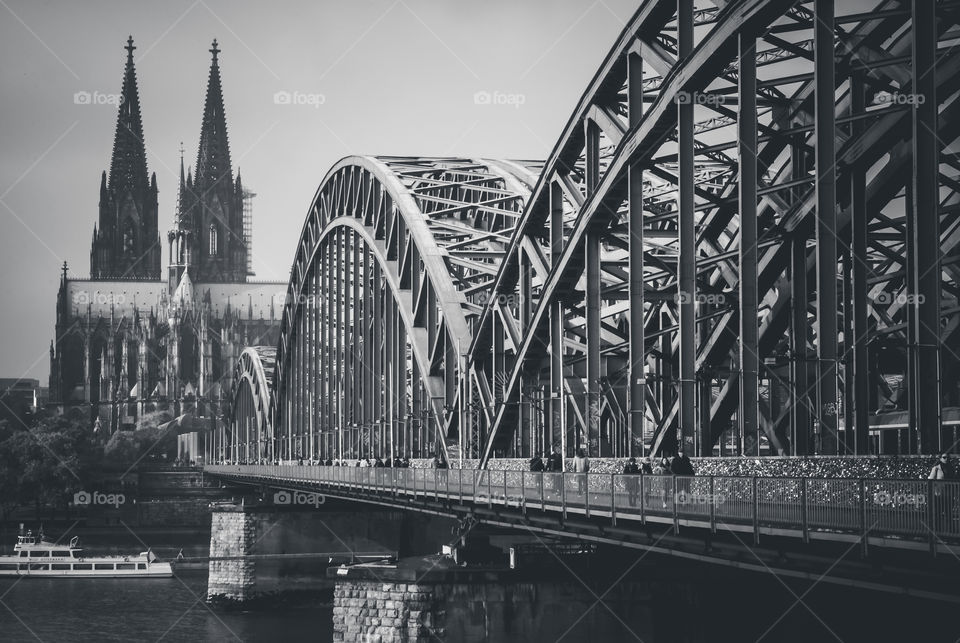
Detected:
left=29, top=563, right=48, bottom=570
left=137, top=563, right=146, bottom=570
left=51, top=551, right=70, bottom=557
left=0, top=563, right=18, bottom=570
left=116, top=563, right=135, bottom=570
left=73, top=563, right=92, bottom=570
left=18, top=551, right=27, bottom=558
left=51, top=564, right=71, bottom=571
left=94, top=563, right=114, bottom=570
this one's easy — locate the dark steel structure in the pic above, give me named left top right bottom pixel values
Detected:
left=230, top=0, right=960, bottom=466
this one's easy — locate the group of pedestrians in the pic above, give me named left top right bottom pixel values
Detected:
left=524, top=448, right=696, bottom=501
left=321, top=456, right=411, bottom=467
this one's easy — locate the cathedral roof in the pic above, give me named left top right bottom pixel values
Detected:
left=173, top=270, right=195, bottom=307
left=108, top=36, right=150, bottom=195
left=194, top=40, right=233, bottom=190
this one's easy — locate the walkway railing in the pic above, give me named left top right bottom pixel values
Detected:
left=206, top=465, right=960, bottom=552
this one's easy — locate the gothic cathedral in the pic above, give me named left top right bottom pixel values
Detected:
left=49, top=38, right=286, bottom=460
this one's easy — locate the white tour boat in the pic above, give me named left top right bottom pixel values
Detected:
left=0, top=530, right=173, bottom=578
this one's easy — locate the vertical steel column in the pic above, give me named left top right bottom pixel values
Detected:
left=628, top=49, right=645, bottom=458
left=363, top=245, right=373, bottom=458
left=520, top=255, right=532, bottom=456
left=585, top=119, right=601, bottom=457
left=354, top=236, right=362, bottom=456
left=738, top=33, right=760, bottom=457
left=849, top=75, right=870, bottom=454
left=814, top=0, right=839, bottom=455
left=911, top=0, right=942, bottom=453
left=326, top=237, right=335, bottom=458
left=309, top=264, right=317, bottom=459
left=791, top=234, right=810, bottom=455
left=344, top=230, right=354, bottom=456
left=677, top=0, right=697, bottom=456
left=395, top=302, right=406, bottom=458
left=384, top=292, right=394, bottom=462
left=842, top=247, right=855, bottom=453
left=550, top=180, right=565, bottom=454
left=335, top=229, right=344, bottom=459
left=373, top=261, right=383, bottom=459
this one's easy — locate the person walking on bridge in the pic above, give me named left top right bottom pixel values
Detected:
left=623, top=457, right=641, bottom=507
left=529, top=452, right=545, bottom=472
left=573, top=448, right=590, bottom=496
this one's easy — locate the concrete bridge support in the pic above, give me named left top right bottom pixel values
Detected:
left=207, top=505, right=407, bottom=603
left=330, top=556, right=697, bottom=642
left=206, top=502, right=460, bottom=603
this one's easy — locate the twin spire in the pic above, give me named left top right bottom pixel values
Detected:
left=108, top=36, right=233, bottom=201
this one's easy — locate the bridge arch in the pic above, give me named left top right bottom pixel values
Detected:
left=271, top=156, right=538, bottom=463
left=220, top=346, right=276, bottom=463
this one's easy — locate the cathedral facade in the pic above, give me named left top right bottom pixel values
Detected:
left=48, top=38, right=285, bottom=459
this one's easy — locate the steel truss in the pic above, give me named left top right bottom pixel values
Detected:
left=232, top=0, right=960, bottom=467
left=471, top=0, right=960, bottom=464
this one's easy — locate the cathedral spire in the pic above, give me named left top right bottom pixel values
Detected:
left=176, top=142, right=187, bottom=224
left=108, top=36, right=149, bottom=194
left=195, top=39, right=232, bottom=189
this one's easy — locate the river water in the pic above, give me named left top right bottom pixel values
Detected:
left=0, top=571, right=332, bottom=642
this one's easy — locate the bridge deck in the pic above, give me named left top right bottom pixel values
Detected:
left=207, top=465, right=960, bottom=556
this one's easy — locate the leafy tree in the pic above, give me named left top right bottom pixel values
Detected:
left=0, top=412, right=103, bottom=519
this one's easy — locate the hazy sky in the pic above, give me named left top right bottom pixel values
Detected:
left=0, top=0, right=639, bottom=383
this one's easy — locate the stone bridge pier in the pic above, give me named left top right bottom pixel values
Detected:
left=206, top=502, right=458, bottom=603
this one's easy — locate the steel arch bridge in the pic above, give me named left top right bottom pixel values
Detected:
left=219, top=346, right=276, bottom=463
left=228, top=0, right=960, bottom=467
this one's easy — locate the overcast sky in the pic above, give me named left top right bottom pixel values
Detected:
left=0, top=0, right=638, bottom=383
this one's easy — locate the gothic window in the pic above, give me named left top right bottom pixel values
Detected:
left=122, top=219, right=136, bottom=254
left=209, top=224, right=218, bottom=256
